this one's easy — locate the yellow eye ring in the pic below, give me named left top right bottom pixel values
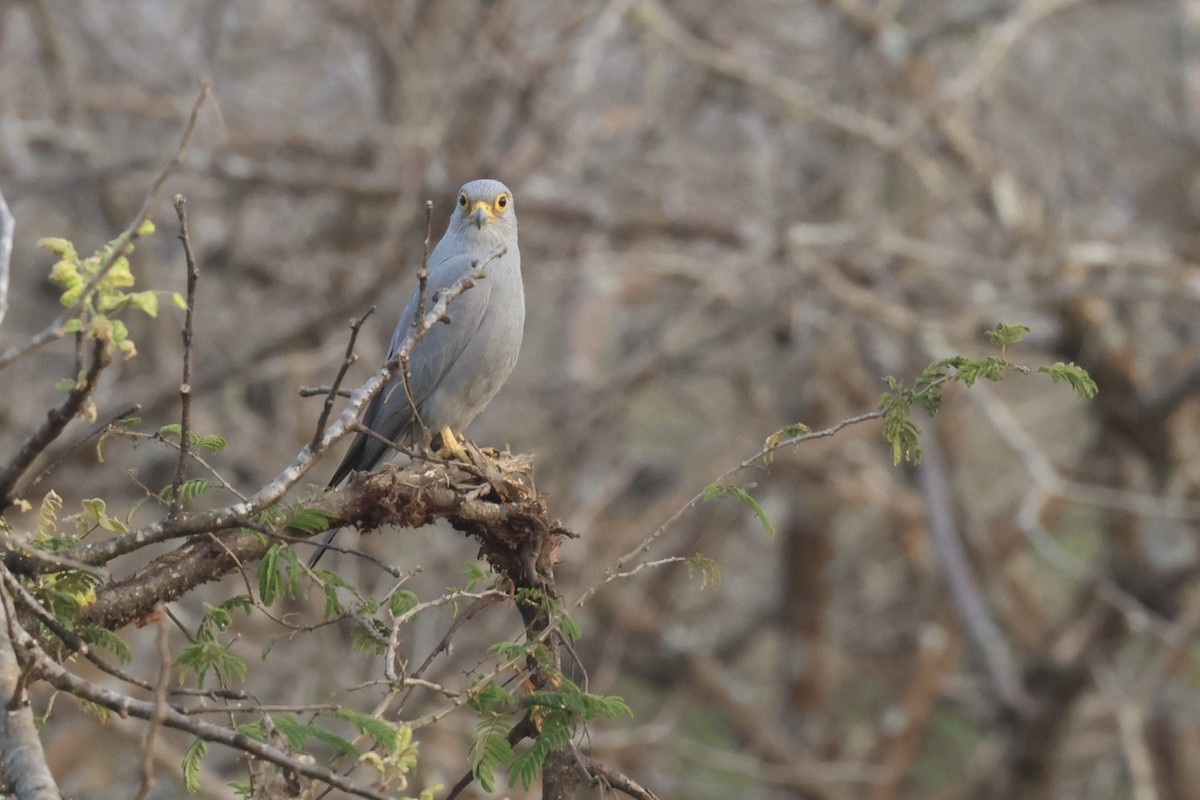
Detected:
left=458, top=192, right=469, bottom=208
left=495, top=193, right=508, bottom=210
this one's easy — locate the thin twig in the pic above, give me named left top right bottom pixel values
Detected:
left=383, top=590, right=507, bottom=682
left=582, top=411, right=883, bottom=605
left=401, top=199, right=437, bottom=437
left=413, top=200, right=434, bottom=331
left=299, top=385, right=353, bottom=398
left=0, top=187, right=13, bottom=330
left=0, top=338, right=111, bottom=513
left=0, top=81, right=211, bottom=371
left=170, top=195, right=200, bottom=517
left=313, top=307, right=375, bottom=448
left=133, top=609, right=172, bottom=800
left=579, top=752, right=661, bottom=800
left=18, top=403, right=140, bottom=495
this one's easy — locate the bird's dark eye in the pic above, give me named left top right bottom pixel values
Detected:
left=496, top=193, right=508, bottom=210
left=458, top=193, right=468, bottom=208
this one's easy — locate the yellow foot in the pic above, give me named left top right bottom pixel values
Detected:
left=433, top=425, right=471, bottom=462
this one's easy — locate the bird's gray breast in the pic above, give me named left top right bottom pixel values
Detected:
left=405, top=244, right=524, bottom=435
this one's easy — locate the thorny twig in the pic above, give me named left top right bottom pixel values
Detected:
left=313, top=307, right=375, bottom=448
left=170, top=195, right=200, bottom=517
left=400, top=199, right=438, bottom=440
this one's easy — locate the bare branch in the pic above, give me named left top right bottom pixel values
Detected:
left=170, top=195, right=201, bottom=517
left=0, top=337, right=111, bottom=513
left=574, top=411, right=883, bottom=610
left=579, top=752, right=661, bottom=800
left=401, top=200, right=437, bottom=439
left=17, top=404, right=140, bottom=496
left=0, top=582, right=60, bottom=800
left=0, top=187, right=12, bottom=330
left=312, top=307, right=374, bottom=448
left=133, top=610, right=172, bottom=800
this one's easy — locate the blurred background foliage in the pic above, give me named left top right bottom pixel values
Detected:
left=3, top=0, right=1200, bottom=798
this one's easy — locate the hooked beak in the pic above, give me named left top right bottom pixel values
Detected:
left=469, top=201, right=493, bottom=229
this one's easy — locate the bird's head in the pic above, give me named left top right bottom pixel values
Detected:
left=450, top=179, right=517, bottom=242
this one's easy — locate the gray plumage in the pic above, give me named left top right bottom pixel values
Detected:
left=309, top=179, right=524, bottom=567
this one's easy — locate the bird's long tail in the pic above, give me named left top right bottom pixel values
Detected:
left=307, top=526, right=340, bottom=569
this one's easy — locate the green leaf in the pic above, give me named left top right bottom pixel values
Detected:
left=508, top=716, right=572, bottom=790
left=984, top=322, right=1031, bottom=348
left=271, top=714, right=360, bottom=758
left=261, top=634, right=278, bottom=661
left=879, top=389, right=922, bottom=465
left=488, top=640, right=530, bottom=662
left=74, top=697, right=113, bottom=723
left=702, top=483, right=774, bottom=536
left=78, top=498, right=128, bottom=533
left=196, top=434, right=227, bottom=452
left=221, top=595, right=254, bottom=616
left=470, top=717, right=513, bottom=793
left=77, top=625, right=133, bottom=664
left=462, top=562, right=492, bottom=591
left=182, top=737, right=206, bottom=792
left=335, top=709, right=410, bottom=756
left=137, top=219, right=156, bottom=236
left=269, top=713, right=312, bottom=749
left=159, top=423, right=182, bottom=437
left=559, top=613, right=582, bottom=642
left=1038, top=361, right=1099, bottom=398
left=321, top=580, right=345, bottom=620
left=102, top=256, right=134, bottom=289
left=257, top=545, right=283, bottom=606
left=35, top=491, right=63, bottom=538
left=287, top=506, right=333, bottom=535
left=196, top=603, right=231, bottom=633
left=468, top=681, right=517, bottom=715
left=158, top=478, right=213, bottom=504
left=686, top=554, right=722, bottom=589
left=235, top=721, right=265, bottom=741
left=39, top=237, right=78, bottom=259
left=126, top=290, right=158, bottom=317
left=172, top=291, right=187, bottom=310
left=387, top=589, right=419, bottom=617
left=175, top=638, right=247, bottom=688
